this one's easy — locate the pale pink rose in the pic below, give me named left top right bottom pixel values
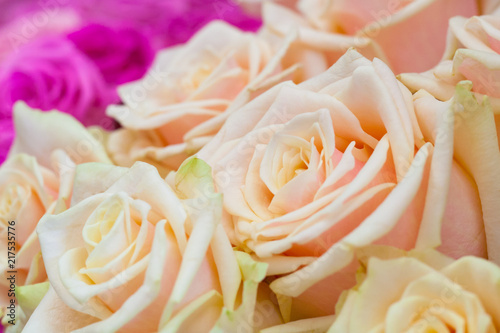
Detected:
left=399, top=15, right=500, bottom=147
left=26, top=158, right=281, bottom=332
left=411, top=83, right=500, bottom=263
left=399, top=15, right=500, bottom=262
left=0, top=102, right=111, bottom=329
left=196, top=50, right=490, bottom=321
left=106, top=21, right=297, bottom=174
left=261, top=0, right=478, bottom=74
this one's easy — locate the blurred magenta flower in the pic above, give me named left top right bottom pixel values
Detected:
left=0, top=36, right=118, bottom=163
left=0, top=36, right=117, bottom=122
left=0, top=7, right=81, bottom=62
left=70, top=0, right=261, bottom=47
left=67, top=24, right=154, bottom=85
left=0, top=0, right=260, bottom=164
left=164, top=0, right=262, bottom=46
left=0, top=0, right=51, bottom=27
left=0, top=36, right=117, bottom=128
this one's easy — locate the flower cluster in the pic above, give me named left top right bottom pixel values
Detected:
left=2, top=0, right=500, bottom=332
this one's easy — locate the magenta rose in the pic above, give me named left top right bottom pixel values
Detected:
left=165, top=0, right=262, bottom=46
left=0, top=36, right=117, bottom=126
left=67, top=24, right=154, bottom=85
left=69, top=0, right=261, bottom=47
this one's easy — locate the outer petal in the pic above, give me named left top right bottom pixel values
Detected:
left=451, top=83, right=500, bottom=262
left=357, top=0, right=478, bottom=73
left=70, top=163, right=128, bottom=206
left=23, top=287, right=99, bottom=333
left=413, top=86, right=487, bottom=258
left=159, top=158, right=223, bottom=326
left=9, top=102, right=111, bottom=168
left=208, top=252, right=282, bottom=333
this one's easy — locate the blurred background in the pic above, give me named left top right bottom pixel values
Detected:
left=0, top=0, right=261, bottom=163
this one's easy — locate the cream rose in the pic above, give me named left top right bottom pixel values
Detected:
left=261, top=0, right=478, bottom=74
left=0, top=102, right=110, bottom=320
left=0, top=155, right=55, bottom=307
left=25, top=159, right=281, bottom=332
left=262, top=247, right=500, bottom=332
left=330, top=248, right=500, bottom=332
left=106, top=20, right=297, bottom=174
left=196, top=49, right=491, bottom=320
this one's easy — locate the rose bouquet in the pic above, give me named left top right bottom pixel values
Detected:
left=1, top=0, right=500, bottom=332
